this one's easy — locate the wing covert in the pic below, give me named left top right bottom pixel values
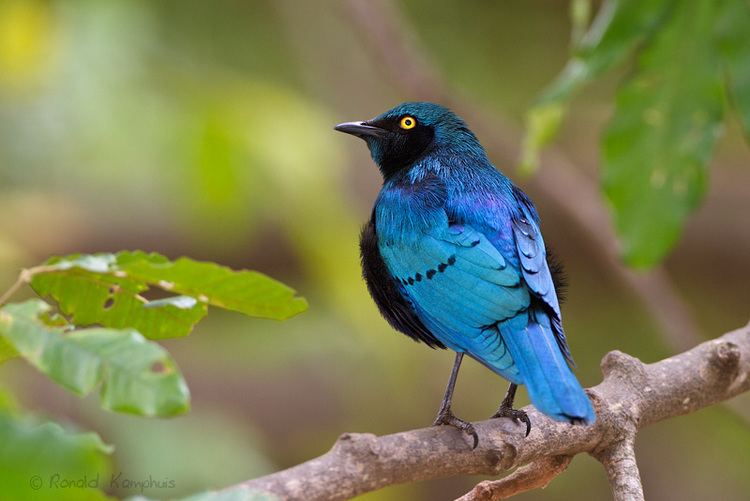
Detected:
left=379, top=223, right=529, bottom=380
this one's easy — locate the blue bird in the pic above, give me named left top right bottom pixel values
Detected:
left=335, top=102, right=595, bottom=447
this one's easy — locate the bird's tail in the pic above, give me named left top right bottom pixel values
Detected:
left=499, top=310, right=595, bottom=424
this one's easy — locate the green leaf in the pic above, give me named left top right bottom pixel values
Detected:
left=715, top=0, right=750, bottom=140
left=30, top=252, right=307, bottom=335
left=115, top=251, right=308, bottom=319
left=0, top=300, right=190, bottom=417
left=31, top=266, right=208, bottom=340
left=0, top=412, right=112, bottom=500
left=521, top=0, right=671, bottom=173
left=602, top=1, right=724, bottom=267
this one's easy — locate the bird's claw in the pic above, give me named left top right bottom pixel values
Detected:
left=491, top=406, right=531, bottom=437
left=433, top=407, right=479, bottom=449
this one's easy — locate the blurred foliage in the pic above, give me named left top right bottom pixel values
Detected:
left=0, top=248, right=305, bottom=499
left=603, top=1, right=723, bottom=267
left=0, top=0, right=54, bottom=91
left=524, top=0, right=750, bottom=267
left=0, top=1, right=747, bottom=500
left=0, top=248, right=306, bottom=418
left=0, top=398, right=112, bottom=501
left=101, top=410, right=276, bottom=500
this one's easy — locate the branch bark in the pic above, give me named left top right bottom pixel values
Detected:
left=455, top=455, right=572, bottom=501
left=593, top=438, right=643, bottom=501
left=218, top=322, right=749, bottom=501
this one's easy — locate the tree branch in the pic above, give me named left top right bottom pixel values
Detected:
left=217, top=322, right=749, bottom=500
left=593, top=438, right=643, bottom=501
left=455, top=455, right=572, bottom=501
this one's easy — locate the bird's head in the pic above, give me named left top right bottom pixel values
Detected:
left=335, top=102, right=482, bottom=178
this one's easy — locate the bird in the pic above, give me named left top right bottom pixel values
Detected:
left=335, top=102, right=595, bottom=448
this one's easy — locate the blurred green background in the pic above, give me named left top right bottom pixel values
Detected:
left=0, top=1, right=748, bottom=500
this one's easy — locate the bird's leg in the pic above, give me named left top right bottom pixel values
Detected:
left=432, top=352, right=478, bottom=449
left=491, top=382, right=531, bottom=436
left=433, top=352, right=463, bottom=419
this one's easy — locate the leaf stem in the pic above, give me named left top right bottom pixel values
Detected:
left=0, top=265, right=59, bottom=306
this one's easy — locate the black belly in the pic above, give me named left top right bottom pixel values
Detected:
left=359, top=212, right=445, bottom=349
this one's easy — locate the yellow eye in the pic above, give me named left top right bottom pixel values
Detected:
left=400, top=116, right=416, bottom=130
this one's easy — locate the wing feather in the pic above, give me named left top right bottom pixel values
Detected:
left=512, top=213, right=574, bottom=364
left=379, top=223, right=529, bottom=381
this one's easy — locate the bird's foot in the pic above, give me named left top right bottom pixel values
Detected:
left=433, top=407, right=478, bottom=449
left=491, top=405, right=531, bottom=437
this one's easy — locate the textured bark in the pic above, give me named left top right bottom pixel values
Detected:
left=219, top=323, right=749, bottom=500
left=455, top=456, right=573, bottom=501
left=594, top=438, right=643, bottom=501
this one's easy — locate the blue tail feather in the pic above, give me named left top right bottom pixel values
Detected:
left=498, top=311, right=595, bottom=424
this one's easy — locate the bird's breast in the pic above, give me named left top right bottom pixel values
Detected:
left=374, top=180, right=448, bottom=245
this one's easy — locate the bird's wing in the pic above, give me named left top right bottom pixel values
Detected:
left=360, top=214, right=446, bottom=348
left=511, top=212, right=574, bottom=364
left=379, top=223, right=529, bottom=382
left=512, top=216, right=560, bottom=318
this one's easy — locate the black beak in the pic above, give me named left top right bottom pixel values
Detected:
left=334, top=121, right=388, bottom=139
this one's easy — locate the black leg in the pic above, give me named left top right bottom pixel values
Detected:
left=435, top=352, right=463, bottom=415
left=432, top=353, right=478, bottom=449
left=491, top=382, right=531, bottom=436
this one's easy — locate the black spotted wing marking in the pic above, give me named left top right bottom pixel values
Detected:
left=359, top=212, right=446, bottom=348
